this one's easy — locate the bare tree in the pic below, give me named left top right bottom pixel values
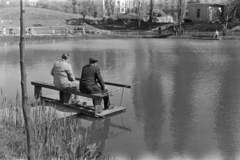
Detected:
left=133, top=0, right=147, bottom=28
left=224, top=0, right=240, bottom=28
left=72, top=0, right=77, bottom=13
left=110, top=0, right=115, bottom=15
left=148, top=0, right=155, bottom=22
left=77, top=0, right=96, bottom=21
left=104, top=0, right=111, bottom=16
left=175, top=0, right=187, bottom=31
left=20, top=0, right=34, bottom=159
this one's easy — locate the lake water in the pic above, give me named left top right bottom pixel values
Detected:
left=1, top=38, right=240, bottom=160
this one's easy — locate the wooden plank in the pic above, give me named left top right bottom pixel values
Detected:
left=41, top=97, right=125, bottom=118
left=75, top=78, right=131, bottom=88
left=41, top=97, right=81, bottom=113
left=34, top=86, right=42, bottom=99
left=96, top=106, right=126, bottom=117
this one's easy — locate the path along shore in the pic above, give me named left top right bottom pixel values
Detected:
left=0, top=32, right=240, bottom=41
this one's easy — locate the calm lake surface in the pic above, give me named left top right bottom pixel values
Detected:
left=1, top=38, right=240, bottom=160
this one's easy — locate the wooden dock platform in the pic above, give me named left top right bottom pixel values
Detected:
left=42, top=96, right=126, bottom=118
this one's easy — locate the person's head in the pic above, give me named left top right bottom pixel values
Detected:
left=62, top=53, right=70, bottom=61
left=89, top=57, right=98, bottom=65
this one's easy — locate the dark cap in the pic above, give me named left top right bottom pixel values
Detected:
left=62, top=53, right=69, bottom=60
left=89, top=57, right=98, bottom=63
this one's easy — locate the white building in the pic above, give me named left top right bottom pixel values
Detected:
left=28, top=0, right=38, bottom=6
left=116, top=0, right=126, bottom=13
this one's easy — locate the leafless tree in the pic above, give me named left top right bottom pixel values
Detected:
left=20, top=0, right=34, bottom=159
left=148, top=0, right=155, bottom=22
left=110, top=0, right=115, bottom=15
left=77, top=0, right=96, bottom=21
left=72, top=0, right=77, bottom=13
left=133, top=0, right=147, bottom=28
left=175, top=0, right=187, bottom=30
left=224, top=0, right=240, bottom=28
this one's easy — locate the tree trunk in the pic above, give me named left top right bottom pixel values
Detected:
left=149, top=0, right=154, bottom=22
left=83, top=14, right=86, bottom=22
left=20, top=0, right=34, bottom=159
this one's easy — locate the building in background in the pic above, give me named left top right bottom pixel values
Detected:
left=188, top=0, right=228, bottom=4
left=187, top=3, right=224, bottom=22
left=157, top=0, right=229, bottom=21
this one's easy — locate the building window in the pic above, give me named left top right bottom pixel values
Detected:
left=197, top=9, right=200, bottom=18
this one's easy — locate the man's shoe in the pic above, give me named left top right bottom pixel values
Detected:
left=108, top=104, right=116, bottom=110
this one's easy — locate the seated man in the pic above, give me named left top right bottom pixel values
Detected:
left=80, top=57, right=112, bottom=110
left=51, top=53, right=80, bottom=104
left=214, top=30, right=219, bottom=38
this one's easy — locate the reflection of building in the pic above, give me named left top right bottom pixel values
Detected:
left=188, top=3, right=224, bottom=22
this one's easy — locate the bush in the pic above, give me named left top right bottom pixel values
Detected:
left=184, top=19, right=192, bottom=23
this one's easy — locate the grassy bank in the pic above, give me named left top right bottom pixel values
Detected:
left=0, top=7, right=81, bottom=27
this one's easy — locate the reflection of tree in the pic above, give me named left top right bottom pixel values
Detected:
left=213, top=56, right=240, bottom=160
left=131, top=42, right=165, bottom=153
left=75, top=116, right=130, bottom=159
left=104, top=0, right=115, bottom=16
left=170, top=47, right=197, bottom=155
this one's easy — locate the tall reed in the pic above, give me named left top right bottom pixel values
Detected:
left=0, top=91, right=115, bottom=160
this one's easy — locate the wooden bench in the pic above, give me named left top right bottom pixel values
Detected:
left=31, top=81, right=131, bottom=117
left=32, top=81, right=108, bottom=106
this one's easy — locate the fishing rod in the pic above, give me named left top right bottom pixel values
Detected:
left=101, top=66, right=112, bottom=72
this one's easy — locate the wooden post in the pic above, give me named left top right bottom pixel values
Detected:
left=34, top=86, right=42, bottom=99
left=94, top=98, right=103, bottom=114
left=20, top=0, right=34, bottom=159
left=59, top=91, right=72, bottom=104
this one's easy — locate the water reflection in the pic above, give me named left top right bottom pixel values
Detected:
left=73, top=115, right=131, bottom=159
left=213, top=45, right=240, bottom=160
left=170, top=43, right=197, bottom=155
left=2, top=39, right=240, bottom=159
left=132, top=40, right=167, bottom=153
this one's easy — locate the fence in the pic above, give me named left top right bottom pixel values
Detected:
left=1, top=26, right=240, bottom=37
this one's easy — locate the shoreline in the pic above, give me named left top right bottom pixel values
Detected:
left=0, top=34, right=240, bottom=41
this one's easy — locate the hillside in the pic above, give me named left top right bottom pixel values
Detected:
left=0, top=7, right=83, bottom=27
left=0, top=7, right=81, bottom=20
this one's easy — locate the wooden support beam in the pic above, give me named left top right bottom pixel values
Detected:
left=59, top=91, right=72, bottom=104
left=34, top=86, right=42, bottom=99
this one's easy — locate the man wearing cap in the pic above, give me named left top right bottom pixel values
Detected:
left=51, top=53, right=80, bottom=103
left=80, top=57, right=111, bottom=110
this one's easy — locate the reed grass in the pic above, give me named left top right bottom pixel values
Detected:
left=0, top=90, right=116, bottom=160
